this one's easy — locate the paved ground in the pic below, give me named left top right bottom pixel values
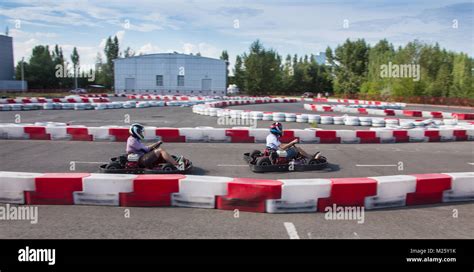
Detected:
left=0, top=202, right=472, bottom=239
left=0, top=100, right=472, bottom=239
left=0, top=140, right=473, bottom=179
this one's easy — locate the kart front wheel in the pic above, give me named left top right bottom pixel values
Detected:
left=106, top=162, right=122, bottom=170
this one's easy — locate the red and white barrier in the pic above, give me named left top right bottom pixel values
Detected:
left=0, top=172, right=472, bottom=213
left=1, top=124, right=473, bottom=144
left=305, top=103, right=474, bottom=120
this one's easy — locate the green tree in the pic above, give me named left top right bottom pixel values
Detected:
left=220, top=50, right=230, bottom=88
left=70, top=47, right=80, bottom=89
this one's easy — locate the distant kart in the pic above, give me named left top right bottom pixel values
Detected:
left=243, top=146, right=329, bottom=173
left=100, top=142, right=192, bottom=174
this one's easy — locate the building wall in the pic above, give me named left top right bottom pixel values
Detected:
left=0, top=35, right=14, bottom=81
left=114, top=53, right=226, bottom=95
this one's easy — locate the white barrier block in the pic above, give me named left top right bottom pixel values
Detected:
left=294, top=129, right=318, bottom=143
left=336, top=130, right=359, bottom=143
left=46, top=126, right=70, bottom=140
left=0, top=171, right=41, bottom=204
left=2, top=124, right=28, bottom=139
left=74, top=174, right=136, bottom=206
left=374, top=130, right=395, bottom=143
left=143, top=127, right=159, bottom=141
left=267, top=179, right=331, bottom=213
left=438, top=129, right=455, bottom=141
left=442, top=172, right=474, bottom=202
left=178, top=175, right=231, bottom=196
left=407, top=129, right=426, bottom=142
left=179, top=128, right=207, bottom=142
left=171, top=193, right=216, bottom=209
left=88, top=127, right=114, bottom=140
left=365, top=175, right=417, bottom=210
left=204, top=128, right=229, bottom=142
left=249, top=128, right=268, bottom=143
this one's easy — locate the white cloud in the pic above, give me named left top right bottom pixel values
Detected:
left=182, top=42, right=220, bottom=58
left=137, top=43, right=162, bottom=55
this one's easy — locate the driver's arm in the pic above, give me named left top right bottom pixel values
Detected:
left=279, top=139, right=298, bottom=150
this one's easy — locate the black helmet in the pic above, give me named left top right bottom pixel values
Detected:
left=129, top=123, right=145, bottom=140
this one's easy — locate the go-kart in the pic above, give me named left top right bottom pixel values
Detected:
left=99, top=142, right=192, bottom=174
left=243, top=144, right=329, bottom=173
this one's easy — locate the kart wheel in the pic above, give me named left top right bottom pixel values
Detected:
left=162, top=163, right=176, bottom=172
left=256, top=157, right=271, bottom=166
left=106, top=162, right=122, bottom=170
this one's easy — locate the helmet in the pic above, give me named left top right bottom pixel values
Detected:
left=269, top=122, right=283, bottom=136
left=129, top=123, right=145, bottom=140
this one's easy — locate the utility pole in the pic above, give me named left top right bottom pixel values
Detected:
left=21, top=57, right=25, bottom=91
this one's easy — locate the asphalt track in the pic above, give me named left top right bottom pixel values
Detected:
left=0, top=100, right=473, bottom=239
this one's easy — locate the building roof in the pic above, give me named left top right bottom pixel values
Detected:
left=113, top=52, right=225, bottom=63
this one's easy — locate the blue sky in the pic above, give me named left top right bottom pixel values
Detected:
left=0, top=0, right=472, bottom=72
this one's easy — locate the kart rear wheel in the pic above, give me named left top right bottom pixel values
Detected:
left=256, top=157, right=272, bottom=166
left=162, top=163, right=176, bottom=172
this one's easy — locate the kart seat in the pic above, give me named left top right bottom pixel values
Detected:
left=127, top=154, right=140, bottom=162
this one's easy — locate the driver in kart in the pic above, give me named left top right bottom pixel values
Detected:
left=126, top=123, right=184, bottom=169
left=266, top=122, right=321, bottom=161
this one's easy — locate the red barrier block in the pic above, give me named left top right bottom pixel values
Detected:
left=322, top=106, right=333, bottom=112
left=52, top=98, right=61, bottom=102
left=22, top=99, right=32, bottom=103
left=453, top=130, right=467, bottom=141
left=424, top=130, right=441, bottom=142
left=453, top=113, right=474, bottom=120
left=393, top=130, right=409, bottom=143
left=431, top=112, right=443, bottom=118
left=67, top=98, right=76, bottom=103
left=109, top=128, right=130, bottom=142
left=66, top=127, right=93, bottom=141
left=216, top=196, right=266, bottom=213
left=120, top=174, right=185, bottom=207
left=225, top=129, right=255, bottom=143
left=7, top=98, right=15, bottom=103
left=25, top=173, right=90, bottom=205
left=318, top=178, right=377, bottom=211
left=357, top=108, right=368, bottom=115
left=316, top=130, right=341, bottom=143
left=156, top=128, right=185, bottom=142
left=216, top=178, right=281, bottom=213
left=406, top=174, right=452, bottom=205
left=37, top=98, right=47, bottom=103
left=227, top=178, right=282, bottom=201
left=403, top=110, right=422, bottom=117
left=24, top=126, right=51, bottom=140
left=356, top=131, right=380, bottom=143
left=384, top=109, right=395, bottom=116
left=280, top=130, right=298, bottom=143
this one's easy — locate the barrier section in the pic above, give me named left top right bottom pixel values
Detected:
left=0, top=172, right=42, bottom=204
left=318, top=178, right=377, bottom=211
left=267, top=179, right=331, bottom=213
left=365, top=175, right=417, bottom=210
left=156, top=128, right=186, bottom=142
left=120, top=174, right=185, bottom=206
left=442, top=172, right=474, bottom=203
left=217, top=178, right=282, bottom=213
left=25, top=173, right=90, bottom=205
left=172, top=175, right=232, bottom=209
left=406, top=174, right=452, bottom=205
left=73, top=174, right=137, bottom=206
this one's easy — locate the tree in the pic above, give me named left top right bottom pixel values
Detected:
left=220, top=50, right=230, bottom=88
left=71, top=47, right=80, bottom=89
left=17, top=45, right=56, bottom=88
left=124, top=47, right=135, bottom=58
left=233, top=55, right=245, bottom=92
left=451, top=53, right=473, bottom=98
left=102, top=35, right=120, bottom=88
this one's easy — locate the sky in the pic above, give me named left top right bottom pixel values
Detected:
left=0, top=0, right=472, bottom=73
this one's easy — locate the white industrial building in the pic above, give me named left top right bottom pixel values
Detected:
left=114, top=53, right=227, bottom=95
